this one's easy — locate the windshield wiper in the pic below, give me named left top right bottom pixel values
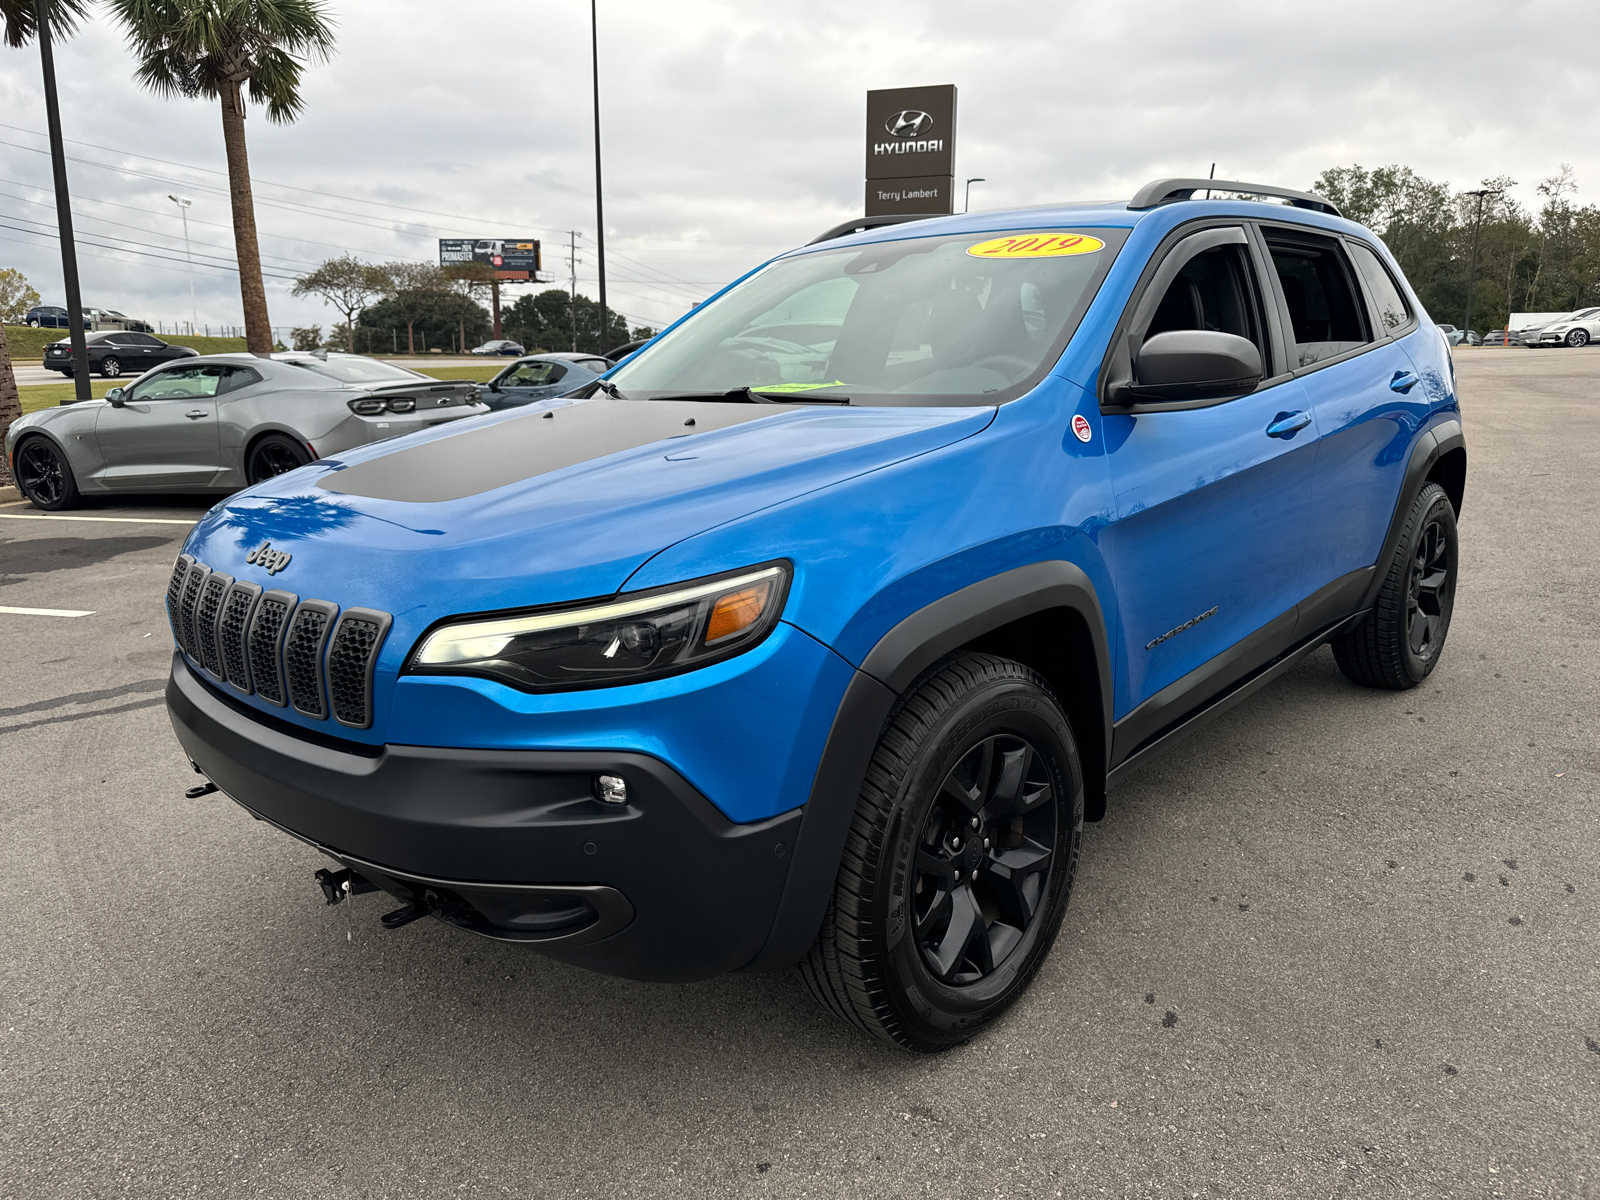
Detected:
left=648, top=388, right=851, bottom=406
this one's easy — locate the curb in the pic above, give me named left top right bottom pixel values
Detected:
left=0, top=485, right=21, bottom=503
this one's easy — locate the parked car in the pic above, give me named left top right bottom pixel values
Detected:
left=6, top=352, right=488, bottom=508
left=1525, top=306, right=1600, bottom=348
left=605, top=338, right=651, bottom=365
left=1479, top=329, right=1517, bottom=347
left=160, top=178, right=1464, bottom=1051
left=471, top=339, right=526, bottom=356
left=43, top=330, right=200, bottom=378
left=24, top=304, right=71, bottom=328
left=481, top=353, right=609, bottom=411
left=1435, top=324, right=1481, bottom=347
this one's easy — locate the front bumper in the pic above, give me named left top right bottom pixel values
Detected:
left=167, top=653, right=802, bottom=980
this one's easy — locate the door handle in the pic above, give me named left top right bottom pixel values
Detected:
left=185, top=409, right=208, bottom=419
left=1265, top=410, right=1312, bottom=438
left=1390, top=370, right=1419, bottom=393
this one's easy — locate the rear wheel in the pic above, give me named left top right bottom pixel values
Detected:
left=99, top=356, right=122, bottom=378
left=14, top=437, right=82, bottom=511
left=245, top=434, right=312, bottom=485
left=800, top=653, right=1082, bottom=1051
left=1332, top=482, right=1458, bottom=689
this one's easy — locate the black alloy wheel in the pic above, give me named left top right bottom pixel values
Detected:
left=245, top=433, right=313, bottom=485
left=912, top=733, right=1058, bottom=985
left=1332, top=481, right=1458, bottom=689
left=14, top=437, right=82, bottom=511
left=99, top=356, right=122, bottom=378
left=801, top=652, right=1082, bottom=1051
left=1567, top=329, right=1590, bottom=348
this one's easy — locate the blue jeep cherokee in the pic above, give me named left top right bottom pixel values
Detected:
left=165, top=178, right=1464, bottom=1051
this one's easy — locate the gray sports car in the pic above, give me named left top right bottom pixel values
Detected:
left=6, top=352, right=489, bottom=511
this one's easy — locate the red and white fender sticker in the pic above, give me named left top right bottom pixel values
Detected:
left=1071, top=414, right=1093, bottom=443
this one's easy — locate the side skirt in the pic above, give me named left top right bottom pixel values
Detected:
left=1106, top=609, right=1366, bottom=789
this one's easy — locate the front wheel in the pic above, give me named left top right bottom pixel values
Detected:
left=14, top=437, right=82, bottom=510
left=27, top=319, right=40, bottom=327
left=1567, top=329, right=1590, bottom=348
left=800, top=653, right=1083, bottom=1051
left=99, top=356, right=122, bottom=378
left=1332, top=482, right=1458, bottom=689
left=245, top=433, right=312, bottom=485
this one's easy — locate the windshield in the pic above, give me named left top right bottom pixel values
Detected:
left=608, top=227, right=1126, bottom=406
left=282, top=356, right=428, bottom=384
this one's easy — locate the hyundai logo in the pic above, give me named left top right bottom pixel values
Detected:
left=885, top=110, right=934, bottom=138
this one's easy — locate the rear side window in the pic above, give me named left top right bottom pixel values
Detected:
left=1266, top=233, right=1371, bottom=368
left=1347, top=243, right=1411, bottom=336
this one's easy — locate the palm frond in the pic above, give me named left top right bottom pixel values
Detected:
left=2, top=0, right=91, bottom=49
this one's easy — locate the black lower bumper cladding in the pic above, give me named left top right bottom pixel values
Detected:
left=166, top=653, right=801, bottom=981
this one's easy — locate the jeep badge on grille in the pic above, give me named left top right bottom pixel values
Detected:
left=246, top=541, right=292, bottom=575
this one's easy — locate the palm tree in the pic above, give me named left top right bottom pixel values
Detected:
left=106, top=0, right=336, bottom=355
left=1, top=0, right=91, bottom=473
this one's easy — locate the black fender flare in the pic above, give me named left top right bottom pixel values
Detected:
left=742, top=560, right=1112, bottom=972
left=1358, top=415, right=1465, bottom=612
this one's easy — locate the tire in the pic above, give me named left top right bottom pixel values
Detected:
left=27, top=319, right=40, bottom=327
left=14, top=436, right=82, bottom=511
left=799, top=652, right=1083, bottom=1051
left=99, top=356, right=122, bottom=378
left=1331, top=482, right=1458, bottom=690
left=1567, top=329, right=1589, bottom=348
left=245, top=433, right=313, bottom=485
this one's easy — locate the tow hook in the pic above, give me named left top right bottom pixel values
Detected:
left=185, top=781, right=219, bottom=799
left=380, top=886, right=466, bottom=930
left=314, top=867, right=379, bottom=906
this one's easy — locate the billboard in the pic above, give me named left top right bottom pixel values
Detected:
left=865, top=84, right=956, bottom=216
left=439, top=238, right=542, bottom=277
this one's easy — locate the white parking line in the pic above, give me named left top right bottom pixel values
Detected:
left=0, top=513, right=195, bottom=526
left=0, top=605, right=96, bottom=617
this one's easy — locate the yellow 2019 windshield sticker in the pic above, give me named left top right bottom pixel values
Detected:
left=966, top=233, right=1105, bottom=259
left=754, top=380, right=848, bottom=393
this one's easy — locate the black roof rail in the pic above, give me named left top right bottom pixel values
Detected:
left=808, top=213, right=944, bottom=245
left=1127, top=178, right=1341, bottom=218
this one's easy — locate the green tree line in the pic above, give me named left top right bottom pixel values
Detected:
left=1312, top=163, right=1600, bottom=330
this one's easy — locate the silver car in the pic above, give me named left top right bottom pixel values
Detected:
left=5, top=352, right=489, bottom=511
left=1526, top=306, right=1600, bottom=348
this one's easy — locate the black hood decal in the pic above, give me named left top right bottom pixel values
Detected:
left=317, top=399, right=781, bottom=503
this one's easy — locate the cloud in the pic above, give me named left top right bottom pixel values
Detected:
left=1, top=0, right=1594, bottom=335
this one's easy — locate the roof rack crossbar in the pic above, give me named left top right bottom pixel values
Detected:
left=1127, top=178, right=1341, bottom=218
left=808, top=213, right=944, bottom=245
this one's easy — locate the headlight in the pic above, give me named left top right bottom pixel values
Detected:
left=348, top=397, right=385, bottom=416
left=405, top=562, right=791, bottom=692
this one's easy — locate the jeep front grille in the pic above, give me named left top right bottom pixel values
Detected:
left=326, top=609, right=393, bottom=729
left=246, top=589, right=297, bottom=706
left=283, top=600, right=338, bottom=718
left=169, top=557, right=391, bottom=729
left=194, top=573, right=231, bottom=677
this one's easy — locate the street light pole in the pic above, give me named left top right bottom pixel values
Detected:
left=33, top=0, right=89, bottom=403
left=964, top=178, right=986, bottom=213
left=1462, top=188, right=1501, bottom=337
left=167, top=194, right=196, bottom=334
left=590, top=0, right=608, bottom=354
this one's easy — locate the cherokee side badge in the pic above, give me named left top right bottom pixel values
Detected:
left=246, top=541, right=292, bottom=575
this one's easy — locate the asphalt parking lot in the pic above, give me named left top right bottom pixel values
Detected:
left=1, top=348, right=1596, bottom=1199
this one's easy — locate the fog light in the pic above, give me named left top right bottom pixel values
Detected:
left=594, top=774, right=628, bottom=805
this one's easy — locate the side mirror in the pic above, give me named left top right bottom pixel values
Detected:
left=106, top=387, right=126, bottom=407
left=1117, top=330, right=1263, bottom=405
left=488, top=381, right=501, bottom=392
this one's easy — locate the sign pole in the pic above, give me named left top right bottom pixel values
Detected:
left=34, top=0, right=91, bottom=403
left=590, top=0, right=608, bottom=353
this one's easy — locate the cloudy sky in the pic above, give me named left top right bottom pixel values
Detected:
left=1, top=0, right=1596, bottom=340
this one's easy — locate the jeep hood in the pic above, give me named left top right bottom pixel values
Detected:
left=184, top=397, right=993, bottom=620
